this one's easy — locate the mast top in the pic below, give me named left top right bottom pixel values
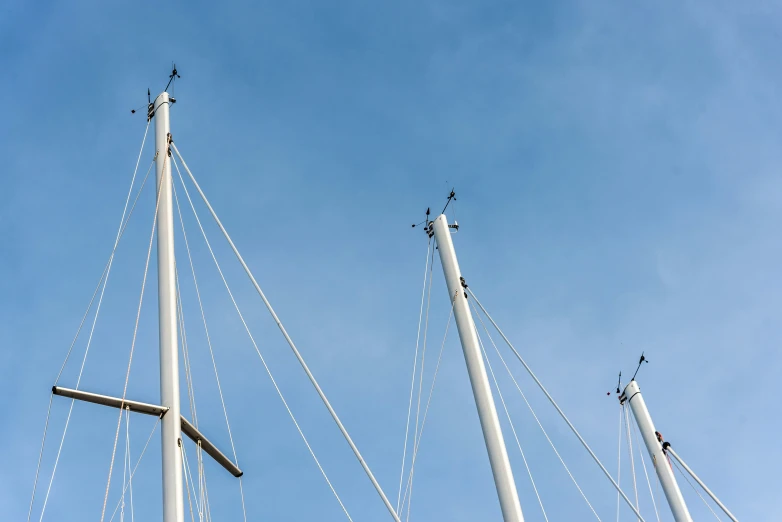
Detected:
left=412, top=189, right=459, bottom=235
left=149, top=91, right=176, bottom=122
left=142, top=65, right=180, bottom=120
left=164, top=63, right=181, bottom=93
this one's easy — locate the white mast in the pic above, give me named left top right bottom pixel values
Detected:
left=430, top=214, right=524, bottom=522
left=620, top=380, right=691, bottom=522
left=153, top=91, right=185, bottom=522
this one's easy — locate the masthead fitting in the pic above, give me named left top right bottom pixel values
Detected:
left=164, top=63, right=181, bottom=93
left=631, top=352, right=648, bottom=381
left=442, top=189, right=457, bottom=214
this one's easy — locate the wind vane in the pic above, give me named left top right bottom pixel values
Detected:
left=131, top=65, right=180, bottom=116
left=412, top=189, right=459, bottom=232
left=164, top=63, right=181, bottom=93
left=632, top=352, right=649, bottom=381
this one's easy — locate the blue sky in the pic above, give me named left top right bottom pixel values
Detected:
left=2, top=1, right=780, bottom=520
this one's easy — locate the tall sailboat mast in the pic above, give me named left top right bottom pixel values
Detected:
left=430, top=214, right=525, bottom=522
left=50, top=86, right=241, bottom=521
left=620, top=380, right=691, bottom=522
left=153, top=91, right=185, bottom=522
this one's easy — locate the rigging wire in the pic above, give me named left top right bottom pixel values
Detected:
left=119, top=408, right=135, bottom=522
left=27, top=395, right=53, bottom=522
left=172, top=178, right=248, bottom=521
left=39, top=175, right=155, bottom=505
left=467, top=288, right=647, bottom=522
left=203, top=466, right=214, bottom=522
left=667, top=447, right=738, bottom=522
left=399, top=299, right=454, bottom=519
left=34, top=124, right=153, bottom=522
left=174, top=275, right=205, bottom=522
left=121, top=411, right=127, bottom=522
left=172, top=144, right=400, bottom=521
left=625, top=404, right=641, bottom=521
left=198, top=443, right=205, bottom=521
left=397, top=237, right=432, bottom=513
left=631, top=413, right=661, bottom=522
left=107, top=417, right=161, bottom=522
left=181, top=439, right=202, bottom=522
left=176, top=281, right=206, bottom=521
left=171, top=155, right=354, bottom=522
left=180, top=440, right=213, bottom=522
left=176, top=269, right=199, bottom=427
left=475, top=322, right=549, bottom=522
left=203, top=448, right=216, bottom=522
left=670, top=457, right=723, bottom=521
left=202, top=444, right=212, bottom=521
left=124, top=408, right=135, bottom=522
left=616, top=405, right=623, bottom=522
left=404, top=241, right=437, bottom=522
left=37, top=173, right=153, bottom=519
left=470, top=300, right=602, bottom=521
left=53, top=125, right=152, bottom=386
left=100, top=152, right=167, bottom=522
left=201, top=460, right=214, bottom=522
left=181, top=446, right=198, bottom=522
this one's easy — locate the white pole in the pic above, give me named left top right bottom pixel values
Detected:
left=666, top=446, right=739, bottom=522
left=621, top=380, right=691, bottom=522
left=430, top=214, right=524, bottom=522
left=154, top=92, right=185, bottom=522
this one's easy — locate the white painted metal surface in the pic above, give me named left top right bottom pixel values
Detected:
left=431, top=214, right=524, bottom=522
left=154, top=92, right=185, bottom=522
left=621, top=380, right=691, bottom=522
left=666, top=446, right=739, bottom=522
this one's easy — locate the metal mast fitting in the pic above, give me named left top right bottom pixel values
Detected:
left=620, top=380, right=692, bottom=522
left=430, top=214, right=525, bottom=522
left=153, top=91, right=186, bottom=522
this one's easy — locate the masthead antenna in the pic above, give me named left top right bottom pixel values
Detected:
left=442, top=188, right=457, bottom=214
left=412, top=207, right=431, bottom=229
left=164, top=63, right=181, bottom=93
left=608, top=371, right=622, bottom=396
left=631, top=352, right=649, bottom=381
left=130, top=88, right=152, bottom=116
